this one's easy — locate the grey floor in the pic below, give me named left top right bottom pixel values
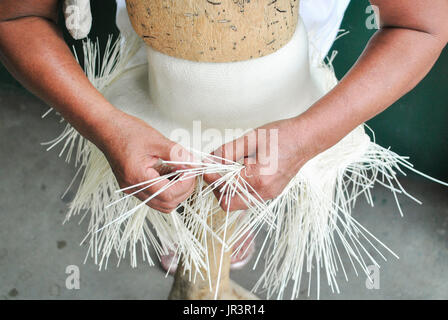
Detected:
left=1, top=85, right=447, bottom=300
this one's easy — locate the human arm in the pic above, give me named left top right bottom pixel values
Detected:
left=0, top=0, right=194, bottom=213
left=205, top=0, right=448, bottom=211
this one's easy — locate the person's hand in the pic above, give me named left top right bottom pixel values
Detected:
left=204, top=117, right=319, bottom=212
left=93, top=109, right=195, bottom=213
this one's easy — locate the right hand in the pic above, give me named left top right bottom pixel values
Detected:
left=93, top=109, right=195, bottom=213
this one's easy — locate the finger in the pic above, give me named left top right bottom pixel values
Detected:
left=213, top=188, right=249, bottom=212
left=242, top=163, right=269, bottom=197
left=203, top=172, right=222, bottom=186
left=121, top=159, right=194, bottom=213
left=152, top=141, right=198, bottom=198
left=164, top=172, right=196, bottom=200
left=243, top=163, right=282, bottom=201
left=223, top=163, right=267, bottom=201
left=166, top=143, right=196, bottom=169
left=212, top=130, right=257, bottom=164
left=144, top=168, right=195, bottom=203
left=241, top=161, right=260, bottom=185
left=136, top=183, right=186, bottom=214
left=121, top=178, right=177, bottom=214
left=204, top=132, right=256, bottom=186
left=201, top=153, right=223, bottom=185
left=136, top=194, right=177, bottom=214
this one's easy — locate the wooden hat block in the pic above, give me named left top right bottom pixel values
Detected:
left=126, top=0, right=299, bottom=62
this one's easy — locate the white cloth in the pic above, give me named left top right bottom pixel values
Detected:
left=300, top=0, right=350, bottom=61
left=115, top=0, right=134, bottom=39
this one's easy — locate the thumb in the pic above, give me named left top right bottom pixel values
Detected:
left=158, top=142, right=195, bottom=171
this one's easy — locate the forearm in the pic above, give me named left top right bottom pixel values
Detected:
left=298, top=27, right=446, bottom=156
left=0, top=16, right=118, bottom=147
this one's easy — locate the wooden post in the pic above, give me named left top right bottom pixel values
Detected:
left=168, top=207, right=259, bottom=300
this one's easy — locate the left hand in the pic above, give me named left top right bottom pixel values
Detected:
left=204, top=117, right=320, bottom=212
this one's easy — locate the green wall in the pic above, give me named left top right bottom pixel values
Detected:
left=0, top=0, right=119, bottom=86
left=1, top=0, right=447, bottom=179
left=332, top=0, right=448, bottom=180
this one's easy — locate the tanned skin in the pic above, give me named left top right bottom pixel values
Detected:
left=0, top=0, right=447, bottom=212
left=0, top=0, right=195, bottom=213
